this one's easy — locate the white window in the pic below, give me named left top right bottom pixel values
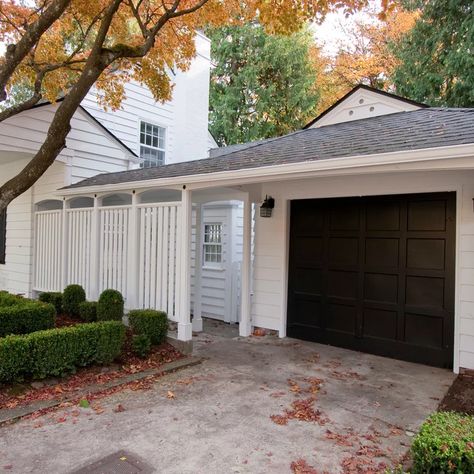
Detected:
left=139, top=121, right=166, bottom=168
left=203, top=223, right=223, bottom=265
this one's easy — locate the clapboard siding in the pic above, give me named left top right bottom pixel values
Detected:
left=0, top=101, right=133, bottom=295
left=82, top=34, right=211, bottom=164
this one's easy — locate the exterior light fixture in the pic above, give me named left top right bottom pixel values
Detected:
left=260, top=195, right=275, bottom=218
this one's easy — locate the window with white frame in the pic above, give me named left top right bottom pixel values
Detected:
left=139, top=121, right=166, bottom=168
left=203, top=223, right=223, bottom=265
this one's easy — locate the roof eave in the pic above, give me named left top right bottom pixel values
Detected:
left=57, top=142, right=474, bottom=197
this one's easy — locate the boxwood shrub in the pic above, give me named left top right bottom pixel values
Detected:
left=128, top=309, right=168, bottom=345
left=0, top=290, right=24, bottom=307
left=38, top=291, right=63, bottom=314
left=97, top=289, right=124, bottom=321
left=0, top=300, right=55, bottom=337
left=0, top=321, right=126, bottom=382
left=63, top=284, right=86, bottom=316
left=132, top=334, right=152, bottom=358
left=412, top=411, right=474, bottom=473
left=79, top=301, right=97, bottom=322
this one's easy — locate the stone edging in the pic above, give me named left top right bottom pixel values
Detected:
left=0, top=356, right=203, bottom=426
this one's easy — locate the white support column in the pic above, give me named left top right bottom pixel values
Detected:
left=89, top=195, right=100, bottom=300
left=192, top=203, right=203, bottom=332
left=178, top=187, right=193, bottom=341
left=240, top=193, right=253, bottom=337
left=126, top=191, right=139, bottom=309
left=60, top=199, right=68, bottom=291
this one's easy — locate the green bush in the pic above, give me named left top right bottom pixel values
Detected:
left=0, top=291, right=24, bottom=307
left=131, top=334, right=151, bottom=358
left=0, top=321, right=126, bottom=382
left=97, top=289, right=124, bottom=321
left=412, top=411, right=474, bottom=473
left=79, top=301, right=97, bottom=322
left=128, top=309, right=168, bottom=345
left=38, top=292, right=63, bottom=314
left=62, top=284, right=86, bottom=316
left=0, top=301, right=55, bottom=337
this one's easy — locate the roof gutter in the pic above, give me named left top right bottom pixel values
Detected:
left=58, top=143, right=474, bottom=196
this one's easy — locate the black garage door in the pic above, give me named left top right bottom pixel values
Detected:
left=287, top=193, right=455, bottom=368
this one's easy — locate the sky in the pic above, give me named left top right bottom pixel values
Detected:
left=312, top=0, right=381, bottom=57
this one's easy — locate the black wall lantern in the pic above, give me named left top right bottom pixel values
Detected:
left=260, top=195, right=275, bottom=218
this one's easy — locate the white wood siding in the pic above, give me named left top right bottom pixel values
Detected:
left=82, top=33, right=211, bottom=164
left=191, top=203, right=243, bottom=323
left=251, top=169, right=474, bottom=372
left=311, top=88, right=420, bottom=128
left=0, top=104, right=131, bottom=296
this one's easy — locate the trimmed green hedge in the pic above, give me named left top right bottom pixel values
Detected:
left=412, top=411, right=474, bottom=473
left=63, top=284, right=86, bottom=316
left=38, top=292, right=63, bottom=314
left=0, top=291, right=24, bottom=307
left=128, top=309, right=168, bottom=345
left=0, top=321, right=126, bottom=382
left=132, top=334, right=151, bottom=358
left=0, top=300, right=55, bottom=337
left=97, top=289, right=124, bottom=321
left=79, top=301, right=97, bottom=322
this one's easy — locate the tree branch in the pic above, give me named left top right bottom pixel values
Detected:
left=0, top=0, right=72, bottom=101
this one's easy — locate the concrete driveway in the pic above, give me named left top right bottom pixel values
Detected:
left=0, top=321, right=455, bottom=473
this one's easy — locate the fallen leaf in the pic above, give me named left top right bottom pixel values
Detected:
left=167, top=391, right=175, bottom=399
left=113, top=404, right=126, bottom=413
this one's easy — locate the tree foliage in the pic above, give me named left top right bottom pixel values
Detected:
left=314, top=6, right=417, bottom=113
left=392, top=0, right=474, bottom=107
left=209, top=24, right=320, bottom=145
left=0, top=0, right=371, bottom=211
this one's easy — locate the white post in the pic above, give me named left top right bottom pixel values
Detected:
left=240, top=194, right=252, bottom=337
left=60, top=199, right=68, bottom=291
left=192, top=203, right=203, bottom=332
left=89, top=195, right=100, bottom=300
left=178, top=187, right=193, bottom=341
left=126, top=192, right=139, bottom=309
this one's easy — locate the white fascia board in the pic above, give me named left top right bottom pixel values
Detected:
left=58, top=143, right=474, bottom=196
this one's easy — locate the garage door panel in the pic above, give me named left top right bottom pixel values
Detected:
left=405, top=275, right=445, bottom=310
left=293, top=236, right=323, bottom=265
left=406, top=239, right=445, bottom=270
left=329, top=237, right=359, bottom=265
left=330, top=203, right=360, bottom=231
left=326, top=303, right=356, bottom=335
left=292, top=268, right=323, bottom=294
left=292, top=298, right=323, bottom=327
left=404, top=313, right=444, bottom=349
left=366, top=201, right=400, bottom=231
left=288, top=192, right=455, bottom=368
left=364, top=273, right=398, bottom=304
left=327, top=270, right=358, bottom=299
left=363, top=308, right=398, bottom=340
left=407, top=200, right=447, bottom=231
left=365, top=238, right=399, bottom=267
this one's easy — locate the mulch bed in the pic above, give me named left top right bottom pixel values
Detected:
left=439, top=373, right=474, bottom=415
left=0, top=316, right=184, bottom=411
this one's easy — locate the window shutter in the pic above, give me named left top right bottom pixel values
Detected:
left=0, top=208, right=6, bottom=264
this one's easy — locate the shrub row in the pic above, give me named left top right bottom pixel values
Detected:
left=0, top=321, right=126, bottom=382
left=0, top=293, right=55, bottom=337
left=412, top=411, right=474, bottom=473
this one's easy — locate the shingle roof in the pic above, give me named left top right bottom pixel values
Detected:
left=64, top=108, right=474, bottom=190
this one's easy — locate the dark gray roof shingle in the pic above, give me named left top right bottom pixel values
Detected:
left=64, top=108, right=474, bottom=190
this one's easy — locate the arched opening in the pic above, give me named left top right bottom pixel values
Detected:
left=101, top=193, right=132, bottom=207
left=35, top=199, right=63, bottom=211
left=139, top=189, right=181, bottom=204
left=68, top=196, right=94, bottom=209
